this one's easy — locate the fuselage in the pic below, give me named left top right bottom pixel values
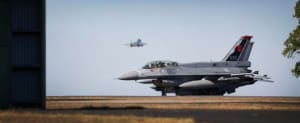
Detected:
left=120, top=61, right=251, bottom=80
left=119, top=61, right=256, bottom=95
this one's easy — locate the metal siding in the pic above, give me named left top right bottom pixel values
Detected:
left=0, top=0, right=45, bottom=108
left=12, top=33, right=41, bottom=66
left=10, top=0, right=45, bottom=107
left=12, top=0, right=40, bottom=32
left=11, top=70, right=40, bottom=103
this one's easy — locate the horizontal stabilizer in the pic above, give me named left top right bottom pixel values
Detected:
left=226, top=72, right=274, bottom=82
left=252, top=75, right=274, bottom=82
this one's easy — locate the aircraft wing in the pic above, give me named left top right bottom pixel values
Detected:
left=250, top=75, right=274, bottom=82
left=142, top=72, right=273, bottom=82
left=123, top=43, right=131, bottom=46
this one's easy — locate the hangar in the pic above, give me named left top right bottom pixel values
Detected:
left=0, top=0, right=45, bottom=108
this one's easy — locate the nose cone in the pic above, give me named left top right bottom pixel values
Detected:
left=118, top=71, right=139, bottom=80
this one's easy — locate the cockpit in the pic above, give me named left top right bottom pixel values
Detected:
left=142, top=60, right=179, bottom=69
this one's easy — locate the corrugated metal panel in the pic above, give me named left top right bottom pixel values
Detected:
left=11, top=0, right=40, bottom=32
left=12, top=33, right=41, bottom=66
left=11, top=69, right=40, bottom=103
left=10, top=0, right=45, bottom=107
left=0, top=0, right=45, bottom=108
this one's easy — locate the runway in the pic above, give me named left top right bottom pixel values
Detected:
left=46, top=96, right=300, bottom=123
left=47, top=96, right=300, bottom=110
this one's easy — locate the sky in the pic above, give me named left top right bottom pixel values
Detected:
left=47, top=0, right=300, bottom=96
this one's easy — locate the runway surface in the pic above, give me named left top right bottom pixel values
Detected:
left=47, top=96, right=300, bottom=123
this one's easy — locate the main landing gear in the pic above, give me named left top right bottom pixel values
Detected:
left=161, top=88, right=167, bottom=96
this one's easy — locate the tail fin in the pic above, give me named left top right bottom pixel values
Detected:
left=222, top=35, right=254, bottom=61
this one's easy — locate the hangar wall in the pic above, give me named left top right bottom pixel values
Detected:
left=0, top=0, right=45, bottom=108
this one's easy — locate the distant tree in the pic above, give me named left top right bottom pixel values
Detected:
left=283, top=1, right=300, bottom=78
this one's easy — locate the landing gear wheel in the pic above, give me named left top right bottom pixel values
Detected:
left=161, top=89, right=167, bottom=96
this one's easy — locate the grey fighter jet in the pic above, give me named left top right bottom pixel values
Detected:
left=125, top=38, right=147, bottom=47
left=119, top=35, right=273, bottom=96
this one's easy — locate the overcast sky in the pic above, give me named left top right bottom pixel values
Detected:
left=47, top=0, right=300, bottom=96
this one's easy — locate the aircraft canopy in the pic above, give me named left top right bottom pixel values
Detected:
left=142, top=60, right=178, bottom=69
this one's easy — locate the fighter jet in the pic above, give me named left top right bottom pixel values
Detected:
left=118, top=35, right=273, bottom=96
left=126, top=38, right=147, bottom=47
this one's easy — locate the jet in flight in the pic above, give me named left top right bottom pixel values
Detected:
left=126, top=38, right=147, bottom=47
left=118, top=35, right=273, bottom=96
